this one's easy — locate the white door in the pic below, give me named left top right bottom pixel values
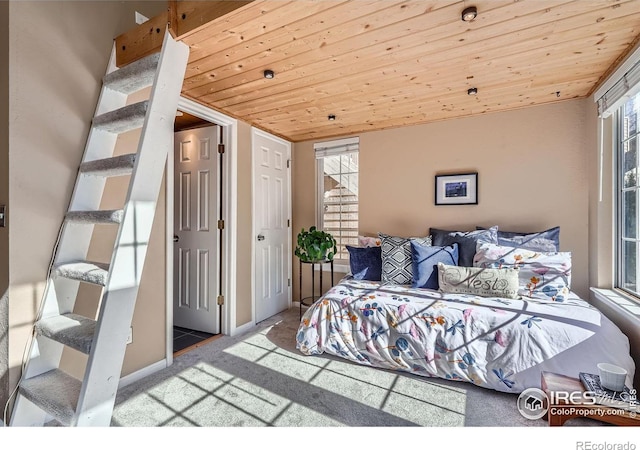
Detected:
left=253, top=129, right=291, bottom=323
left=174, top=126, right=220, bottom=334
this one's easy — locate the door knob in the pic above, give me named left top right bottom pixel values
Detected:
left=257, top=234, right=265, bottom=241
left=173, top=235, right=179, bottom=243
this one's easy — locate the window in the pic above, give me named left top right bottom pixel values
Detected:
left=617, top=92, right=640, bottom=296
left=315, top=137, right=359, bottom=263
left=598, top=52, right=640, bottom=298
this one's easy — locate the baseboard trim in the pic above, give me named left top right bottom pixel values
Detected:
left=118, top=359, right=168, bottom=389
left=231, top=320, right=256, bottom=337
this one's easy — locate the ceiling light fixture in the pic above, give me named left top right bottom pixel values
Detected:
left=328, top=114, right=336, bottom=121
left=467, top=87, right=478, bottom=96
left=461, top=6, right=477, bottom=22
left=263, top=69, right=275, bottom=79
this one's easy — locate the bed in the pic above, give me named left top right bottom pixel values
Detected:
left=295, top=228, right=636, bottom=394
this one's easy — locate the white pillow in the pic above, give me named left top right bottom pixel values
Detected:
left=473, top=242, right=572, bottom=301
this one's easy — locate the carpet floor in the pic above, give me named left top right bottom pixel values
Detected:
left=111, top=306, right=605, bottom=427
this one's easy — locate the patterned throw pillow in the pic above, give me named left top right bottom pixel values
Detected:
left=379, top=233, right=432, bottom=285
left=473, top=242, right=572, bottom=301
left=437, top=262, right=520, bottom=299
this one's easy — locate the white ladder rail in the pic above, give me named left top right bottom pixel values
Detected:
left=74, top=32, right=189, bottom=426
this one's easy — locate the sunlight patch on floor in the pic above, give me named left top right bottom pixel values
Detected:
left=382, top=390, right=465, bottom=426
left=271, top=402, right=345, bottom=427
left=112, top=393, right=179, bottom=426
left=392, top=375, right=468, bottom=413
left=222, top=326, right=469, bottom=422
left=113, top=360, right=347, bottom=427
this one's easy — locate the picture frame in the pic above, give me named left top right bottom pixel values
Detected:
left=435, top=172, right=478, bottom=205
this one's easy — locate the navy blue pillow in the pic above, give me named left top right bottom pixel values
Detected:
left=346, top=245, right=382, bottom=281
left=410, top=241, right=459, bottom=290
left=430, top=227, right=497, bottom=267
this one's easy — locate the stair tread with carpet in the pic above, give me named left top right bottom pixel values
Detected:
left=35, top=313, right=96, bottom=355
left=102, top=52, right=160, bottom=95
left=19, top=369, right=81, bottom=427
left=54, top=261, right=110, bottom=286
left=65, top=209, right=124, bottom=225
left=92, top=101, right=148, bottom=134
left=79, top=153, right=136, bottom=177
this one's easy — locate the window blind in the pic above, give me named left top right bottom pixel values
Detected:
left=596, top=57, right=640, bottom=118
left=314, top=137, right=359, bottom=158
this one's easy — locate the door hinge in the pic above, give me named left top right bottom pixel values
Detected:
left=217, top=295, right=224, bottom=305
left=287, top=159, right=291, bottom=169
left=218, top=143, right=225, bottom=154
left=287, top=219, right=290, bottom=227
left=288, top=278, right=291, bottom=287
left=218, top=219, right=224, bottom=230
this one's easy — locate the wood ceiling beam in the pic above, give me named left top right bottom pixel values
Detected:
left=115, top=11, right=169, bottom=68
left=114, top=1, right=254, bottom=67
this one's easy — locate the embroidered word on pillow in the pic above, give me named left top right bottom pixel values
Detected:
left=437, top=262, right=520, bottom=299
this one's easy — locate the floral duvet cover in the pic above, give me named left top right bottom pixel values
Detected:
left=296, top=277, right=635, bottom=393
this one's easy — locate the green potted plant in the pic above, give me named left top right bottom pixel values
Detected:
left=295, top=226, right=337, bottom=263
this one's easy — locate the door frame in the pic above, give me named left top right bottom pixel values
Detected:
left=166, top=97, right=238, bottom=365
left=250, top=127, right=293, bottom=324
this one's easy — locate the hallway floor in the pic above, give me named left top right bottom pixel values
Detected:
left=173, top=326, right=215, bottom=354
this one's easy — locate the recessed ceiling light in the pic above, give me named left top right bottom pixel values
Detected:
left=328, top=114, right=336, bottom=121
left=461, top=6, right=477, bottom=22
left=467, top=87, right=478, bottom=96
left=263, top=69, right=275, bottom=79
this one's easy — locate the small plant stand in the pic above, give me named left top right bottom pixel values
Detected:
left=299, top=259, right=334, bottom=319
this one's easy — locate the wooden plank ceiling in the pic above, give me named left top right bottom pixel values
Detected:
left=174, top=0, right=640, bottom=142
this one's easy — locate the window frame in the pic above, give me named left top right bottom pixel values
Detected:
left=615, top=96, right=640, bottom=299
left=314, top=137, right=359, bottom=269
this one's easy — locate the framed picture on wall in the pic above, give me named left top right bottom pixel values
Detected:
left=435, top=172, right=478, bottom=205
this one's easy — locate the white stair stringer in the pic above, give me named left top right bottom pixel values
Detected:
left=9, top=29, right=190, bottom=427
